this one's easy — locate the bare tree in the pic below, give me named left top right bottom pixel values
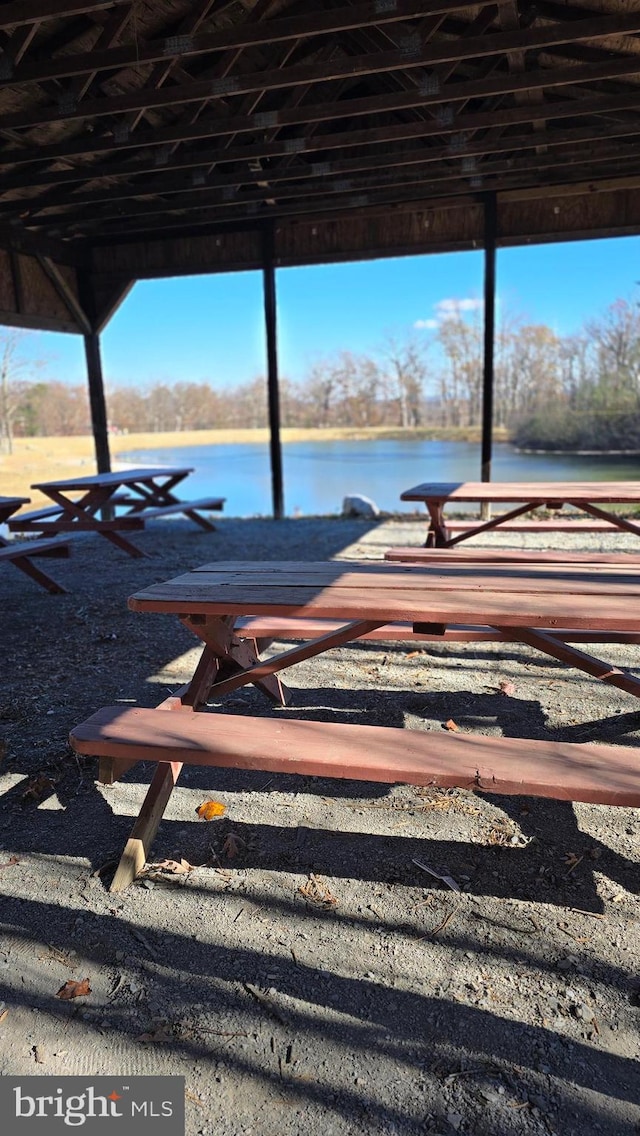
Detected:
left=377, top=333, right=429, bottom=427
left=0, top=330, right=38, bottom=453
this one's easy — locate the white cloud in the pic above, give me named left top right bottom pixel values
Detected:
left=414, top=296, right=485, bottom=330
left=435, top=297, right=484, bottom=315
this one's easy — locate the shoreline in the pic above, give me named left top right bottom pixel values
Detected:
left=0, top=427, right=498, bottom=506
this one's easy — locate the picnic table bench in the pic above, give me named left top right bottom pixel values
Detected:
left=399, top=480, right=640, bottom=546
left=0, top=496, right=69, bottom=593
left=69, top=559, right=640, bottom=890
left=9, top=467, right=224, bottom=558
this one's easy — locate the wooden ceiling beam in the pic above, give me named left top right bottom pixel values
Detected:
left=0, top=0, right=132, bottom=33
left=34, top=144, right=640, bottom=232
left=0, top=0, right=478, bottom=87
left=0, top=219, right=87, bottom=263
left=3, top=51, right=640, bottom=183
left=43, top=157, right=640, bottom=243
left=10, top=86, right=640, bottom=214
left=123, top=0, right=230, bottom=133
left=34, top=252, right=92, bottom=332
left=16, top=115, right=640, bottom=219
left=4, top=11, right=640, bottom=133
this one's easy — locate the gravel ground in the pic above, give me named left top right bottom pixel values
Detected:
left=0, top=514, right=638, bottom=1136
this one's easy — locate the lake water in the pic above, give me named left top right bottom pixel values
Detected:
left=119, top=439, right=640, bottom=518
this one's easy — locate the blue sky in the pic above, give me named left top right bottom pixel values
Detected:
left=16, top=234, right=640, bottom=390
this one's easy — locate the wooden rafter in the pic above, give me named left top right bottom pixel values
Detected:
left=0, top=0, right=476, bottom=86
left=13, top=117, right=640, bottom=223
left=0, top=0, right=637, bottom=259
left=4, top=52, right=640, bottom=176
left=0, top=0, right=131, bottom=32
left=36, top=143, right=640, bottom=226
left=3, top=11, right=640, bottom=134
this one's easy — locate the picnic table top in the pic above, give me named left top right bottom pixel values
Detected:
left=128, top=558, right=640, bottom=632
left=400, top=480, right=640, bottom=504
left=0, top=496, right=29, bottom=512
left=0, top=497, right=29, bottom=528
left=32, top=467, right=194, bottom=492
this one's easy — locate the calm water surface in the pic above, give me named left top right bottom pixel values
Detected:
left=119, top=439, right=640, bottom=518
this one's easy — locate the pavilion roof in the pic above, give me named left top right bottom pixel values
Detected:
left=1, top=0, right=640, bottom=317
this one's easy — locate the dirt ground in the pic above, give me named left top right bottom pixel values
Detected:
left=0, top=514, right=638, bottom=1136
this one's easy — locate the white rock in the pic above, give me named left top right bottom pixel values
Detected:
left=341, top=494, right=380, bottom=518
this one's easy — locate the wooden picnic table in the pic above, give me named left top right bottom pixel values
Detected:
left=8, top=467, right=224, bottom=558
left=0, top=495, right=69, bottom=593
left=70, top=558, right=640, bottom=890
left=399, top=480, right=640, bottom=546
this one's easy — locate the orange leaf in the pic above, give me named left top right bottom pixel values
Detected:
left=499, top=680, right=516, bottom=696
left=196, top=800, right=226, bottom=820
left=56, top=978, right=91, bottom=1000
left=444, top=719, right=460, bottom=732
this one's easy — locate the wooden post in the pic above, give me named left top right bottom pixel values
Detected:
left=78, top=272, right=111, bottom=474
left=480, top=192, right=497, bottom=518
left=262, top=223, right=284, bottom=519
left=83, top=331, right=111, bottom=474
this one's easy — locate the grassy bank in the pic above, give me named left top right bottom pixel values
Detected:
left=1, top=426, right=505, bottom=507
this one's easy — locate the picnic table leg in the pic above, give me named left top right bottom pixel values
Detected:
left=101, top=530, right=148, bottom=558
left=495, top=626, right=640, bottom=699
left=109, top=761, right=182, bottom=892
left=183, top=617, right=291, bottom=705
left=105, top=658, right=218, bottom=888
left=425, top=502, right=449, bottom=547
left=8, top=552, right=67, bottom=594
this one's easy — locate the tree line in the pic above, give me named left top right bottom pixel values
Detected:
left=3, top=293, right=640, bottom=452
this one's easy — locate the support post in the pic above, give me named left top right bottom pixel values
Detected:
left=83, top=331, right=111, bottom=474
left=262, top=223, right=284, bottom=519
left=480, top=192, right=497, bottom=518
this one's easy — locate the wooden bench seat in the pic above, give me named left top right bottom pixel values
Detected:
left=9, top=498, right=135, bottom=524
left=384, top=547, right=640, bottom=564
left=0, top=536, right=70, bottom=593
left=133, top=496, right=225, bottom=521
left=234, top=614, right=640, bottom=646
left=9, top=504, right=65, bottom=526
left=70, top=704, right=640, bottom=809
left=71, top=705, right=640, bottom=889
left=444, top=518, right=617, bottom=533
left=10, top=496, right=224, bottom=526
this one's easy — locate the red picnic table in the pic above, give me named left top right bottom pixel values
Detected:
left=0, top=496, right=69, bottom=593
left=9, top=467, right=225, bottom=558
left=399, top=480, right=640, bottom=546
left=70, top=558, right=640, bottom=890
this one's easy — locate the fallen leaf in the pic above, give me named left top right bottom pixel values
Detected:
left=0, top=1008, right=8, bottom=1024
left=444, top=719, right=460, bottom=732
left=405, top=650, right=425, bottom=659
left=196, top=800, right=226, bottom=820
left=298, top=873, right=338, bottom=908
left=498, top=680, right=516, bottom=696
left=22, top=775, right=56, bottom=804
left=56, top=978, right=91, bottom=1000
left=150, top=858, right=194, bottom=875
left=221, top=833, right=244, bottom=860
left=0, top=855, right=19, bottom=871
